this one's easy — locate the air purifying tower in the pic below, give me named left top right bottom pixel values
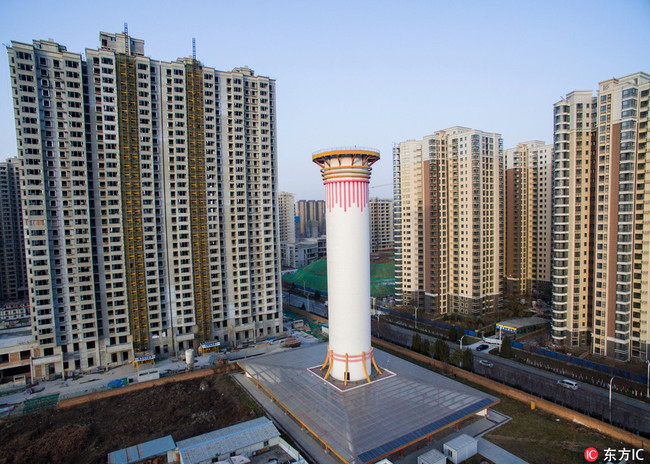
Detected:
left=313, top=147, right=380, bottom=383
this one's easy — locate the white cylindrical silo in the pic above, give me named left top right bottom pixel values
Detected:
left=185, top=348, right=195, bottom=368
left=313, top=147, right=380, bottom=383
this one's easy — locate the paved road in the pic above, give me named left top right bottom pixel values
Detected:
left=373, top=319, right=650, bottom=436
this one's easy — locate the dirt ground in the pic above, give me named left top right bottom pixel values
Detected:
left=0, top=372, right=261, bottom=464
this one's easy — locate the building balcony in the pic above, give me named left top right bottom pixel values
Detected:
left=551, top=331, right=567, bottom=342
left=176, top=332, right=195, bottom=342
left=31, top=352, right=63, bottom=366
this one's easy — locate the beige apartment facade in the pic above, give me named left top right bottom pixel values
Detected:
left=369, top=197, right=394, bottom=252
left=394, top=127, right=503, bottom=315
left=592, top=72, right=650, bottom=361
left=278, top=191, right=296, bottom=244
left=504, top=141, right=552, bottom=297
left=8, top=32, right=282, bottom=378
left=551, top=91, right=598, bottom=349
left=295, top=199, right=325, bottom=238
left=551, top=73, right=650, bottom=361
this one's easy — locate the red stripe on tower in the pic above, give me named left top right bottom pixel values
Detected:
left=359, top=180, right=363, bottom=209
left=324, top=179, right=372, bottom=212
left=357, top=180, right=361, bottom=209
left=338, top=182, right=342, bottom=211
left=345, top=181, right=349, bottom=211
left=326, top=183, right=331, bottom=212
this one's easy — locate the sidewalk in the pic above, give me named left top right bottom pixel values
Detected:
left=477, top=438, right=529, bottom=464
left=233, top=372, right=340, bottom=464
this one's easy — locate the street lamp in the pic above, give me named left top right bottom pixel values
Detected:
left=376, top=311, right=383, bottom=340
left=498, top=325, right=503, bottom=353
left=609, top=376, right=616, bottom=424
left=646, top=359, right=649, bottom=399
left=414, top=306, right=418, bottom=330
left=300, top=279, right=310, bottom=312
left=460, top=334, right=467, bottom=350
left=645, top=358, right=650, bottom=398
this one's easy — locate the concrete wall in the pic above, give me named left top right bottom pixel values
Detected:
left=56, top=364, right=238, bottom=410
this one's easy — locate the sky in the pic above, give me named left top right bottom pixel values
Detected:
left=1, top=0, right=649, bottom=201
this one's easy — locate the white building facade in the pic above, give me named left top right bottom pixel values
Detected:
left=8, top=32, right=282, bottom=378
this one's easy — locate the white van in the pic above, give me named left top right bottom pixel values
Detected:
left=557, top=379, right=578, bottom=390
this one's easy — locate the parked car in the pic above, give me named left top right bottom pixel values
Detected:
left=478, top=359, right=493, bottom=368
left=557, top=379, right=578, bottom=390
left=476, top=344, right=489, bottom=351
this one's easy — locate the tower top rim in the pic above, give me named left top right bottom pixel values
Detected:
left=312, top=147, right=380, bottom=162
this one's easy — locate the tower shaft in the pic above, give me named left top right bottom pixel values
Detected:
left=313, top=148, right=379, bottom=382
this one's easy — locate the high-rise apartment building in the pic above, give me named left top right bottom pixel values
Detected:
left=295, top=200, right=306, bottom=237
left=8, top=32, right=282, bottom=378
left=295, top=199, right=325, bottom=238
left=278, top=191, right=296, bottom=244
left=504, top=141, right=552, bottom=297
left=9, top=39, right=100, bottom=375
left=551, top=91, right=598, bottom=349
left=278, top=191, right=296, bottom=267
left=592, top=73, right=650, bottom=361
left=0, top=157, right=28, bottom=301
left=369, top=198, right=394, bottom=252
left=309, top=199, right=326, bottom=236
left=551, top=72, right=650, bottom=361
left=394, top=127, right=503, bottom=315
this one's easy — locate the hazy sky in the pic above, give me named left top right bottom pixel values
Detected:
left=1, top=0, right=649, bottom=200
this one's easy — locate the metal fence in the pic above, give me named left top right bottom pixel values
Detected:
left=383, top=308, right=647, bottom=385
left=529, top=346, right=648, bottom=384
left=380, top=307, right=476, bottom=336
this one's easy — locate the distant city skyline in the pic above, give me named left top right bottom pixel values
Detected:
left=1, top=0, right=649, bottom=200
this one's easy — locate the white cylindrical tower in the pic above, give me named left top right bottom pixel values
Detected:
left=313, top=147, right=380, bottom=383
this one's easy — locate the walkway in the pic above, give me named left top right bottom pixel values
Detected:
left=233, top=372, right=340, bottom=464
left=477, top=438, right=529, bottom=464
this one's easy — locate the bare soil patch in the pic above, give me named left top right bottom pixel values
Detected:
left=0, top=373, right=261, bottom=464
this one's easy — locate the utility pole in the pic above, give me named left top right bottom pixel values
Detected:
left=609, top=376, right=616, bottom=424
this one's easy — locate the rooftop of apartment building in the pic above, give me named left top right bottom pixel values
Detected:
left=0, top=326, right=32, bottom=349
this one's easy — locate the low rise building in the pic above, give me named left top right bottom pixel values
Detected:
left=107, top=417, right=306, bottom=464
left=443, top=434, right=477, bottom=464
left=496, top=316, right=550, bottom=339
left=0, top=300, right=30, bottom=325
left=281, top=237, right=326, bottom=269
left=0, top=327, right=35, bottom=387
left=417, top=448, right=446, bottom=464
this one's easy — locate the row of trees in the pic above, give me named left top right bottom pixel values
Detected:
left=411, top=333, right=474, bottom=370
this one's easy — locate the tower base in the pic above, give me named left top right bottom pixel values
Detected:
left=320, top=347, right=382, bottom=384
